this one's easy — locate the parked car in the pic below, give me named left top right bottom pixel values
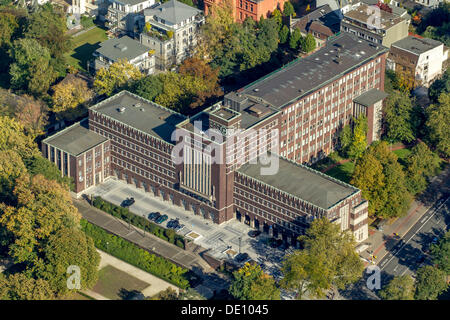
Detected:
left=248, top=230, right=261, bottom=238
left=167, top=219, right=179, bottom=229
left=235, top=253, right=250, bottom=263
left=147, top=212, right=160, bottom=221
left=417, top=254, right=426, bottom=264
left=121, top=197, right=135, bottom=208
left=155, top=214, right=168, bottom=224
left=174, top=224, right=185, bottom=232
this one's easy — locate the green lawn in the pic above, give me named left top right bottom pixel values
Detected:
left=65, top=26, right=108, bottom=71
left=324, top=161, right=355, bottom=184
left=57, top=292, right=95, bottom=300
left=92, top=265, right=150, bottom=300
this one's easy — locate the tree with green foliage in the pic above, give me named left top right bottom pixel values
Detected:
left=229, top=262, right=280, bottom=300
left=351, top=153, right=385, bottom=216
left=23, top=155, right=73, bottom=190
left=351, top=141, right=411, bottom=219
left=425, top=92, right=450, bottom=157
left=379, top=275, right=415, bottom=300
left=94, top=59, right=143, bottom=96
left=0, top=174, right=81, bottom=266
left=415, top=265, right=448, bottom=300
left=429, top=67, right=450, bottom=102
left=279, top=25, right=289, bottom=44
left=347, top=116, right=368, bottom=160
left=9, top=38, right=57, bottom=96
left=383, top=91, right=416, bottom=143
left=0, top=149, right=27, bottom=204
left=289, top=28, right=301, bottom=49
left=0, top=273, right=54, bottom=300
left=0, top=116, right=39, bottom=159
left=283, top=1, right=295, bottom=17
left=339, top=124, right=352, bottom=157
left=300, top=33, right=316, bottom=53
left=404, top=142, right=441, bottom=195
left=0, top=12, right=18, bottom=47
left=431, top=231, right=450, bottom=275
left=129, top=74, right=164, bottom=102
left=39, top=227, right=100, bottom=296
left=281, top=218, right=364, bottom=299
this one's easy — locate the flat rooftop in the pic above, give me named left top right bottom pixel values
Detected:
left=344, top=3, right=406, bottom=30
left=391, top=36, right=443, bottom=55
left=43, top=119, right=108, bottom=156
left=237, top=157, right=358, bottom=209
left=239, top=33, right=388, bottom=109
left=353, top=88, right=388, bottom=107
left=95, top=36, right=150, bottom=62
left=90, top=91, right=186, bottom=144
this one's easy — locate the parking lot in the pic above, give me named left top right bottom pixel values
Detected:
left=87, top=178, right=291, bottom=283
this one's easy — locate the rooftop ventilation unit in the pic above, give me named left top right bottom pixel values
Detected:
left=134, top=103, right=142, bottom=108
left=118, top=107, right=126, bottom=113
left=254, top=88, right=259, bottom=92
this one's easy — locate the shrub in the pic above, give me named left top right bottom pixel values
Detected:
left=80, top=219, right=190, bottom=289
left=91, top=197, right=186, bottom=249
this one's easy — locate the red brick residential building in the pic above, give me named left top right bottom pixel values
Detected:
left=204, top=0, right=288, bottom=22
left=42, top=33, right=388, bottom=243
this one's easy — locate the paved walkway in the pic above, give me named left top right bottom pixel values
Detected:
left=359, top=165, right=450, bottom=266
left=73, top=198, right=214, bottom=273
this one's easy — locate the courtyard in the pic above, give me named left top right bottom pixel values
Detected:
left=86, top=178, right=289, bottom=280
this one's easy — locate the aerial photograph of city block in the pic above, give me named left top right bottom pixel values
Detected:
left=0, top=0, right=449, bottom=307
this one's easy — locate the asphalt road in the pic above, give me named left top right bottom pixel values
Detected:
left=339, top=195, right=449, bottom=300
left=378, top=196, right=450, bottom=284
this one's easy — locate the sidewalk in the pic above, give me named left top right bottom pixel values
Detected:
left=73, top=198, right=214, bottom=273
left=360, top=165, right=450, bottom=266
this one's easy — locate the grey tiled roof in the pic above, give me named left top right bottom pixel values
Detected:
left=391, top=36, right=443, bottom=55
left=95, top=36, right=150, bottom=62
left=144, top=0, right=201, bottom=25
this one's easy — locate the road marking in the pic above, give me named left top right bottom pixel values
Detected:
left=379, top=197, right=449, bottom=271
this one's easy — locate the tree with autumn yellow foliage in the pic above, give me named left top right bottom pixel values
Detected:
left=229, top=262, right=280, bottom=300
left=0, top=116, right=39, bottom=159
left=195, top=0, right=234, bottom=62
left=14, top=95, right=48, bottom=139
left=94, top=59, right=143, bottom=96
left=51, top=76, right=93, bottom=121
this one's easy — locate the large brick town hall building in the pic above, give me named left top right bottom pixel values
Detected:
left=42, top=33, right=389, bottom=244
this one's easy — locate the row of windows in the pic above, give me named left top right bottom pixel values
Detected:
left=112, top=147, right=175, bottom=179
left=234, top=198, right=306, bottom=233
left=112, top=157, right=173, bottom=187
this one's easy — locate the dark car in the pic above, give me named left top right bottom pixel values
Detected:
left=235, top=253, right=250, bottom=263
left=156, top=214, right=168, bottom=224
left=248, top=230, right=261, bottom=238
left=167, top=219, right=179, bottom=229
left=148, top=212, right=160, bottom=221
left=268, top=238, right=283, bottom=248
left=417, top=254, right=426, bottom=264
left=121, top=197, right=135, bottom=208
left=174, top=224, right=185, bottom=232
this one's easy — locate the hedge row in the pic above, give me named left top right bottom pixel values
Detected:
left=80, top=219, right=190, bottom=289
left=92, top=196, right=186, bottom=249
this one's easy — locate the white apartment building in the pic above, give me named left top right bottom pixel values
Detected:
left=105, top=0, right=155, bottom=33
left=388, top=36, right=448, bottom=88
left=139, top=0, right=204, bottom=71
